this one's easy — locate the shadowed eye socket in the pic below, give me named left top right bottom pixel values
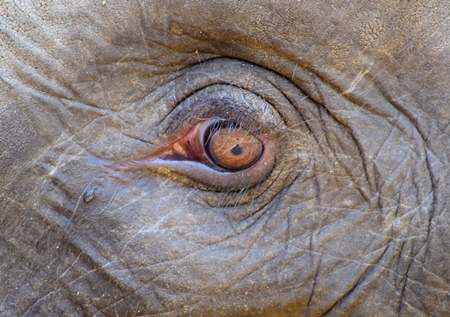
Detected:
left=85, top=59, right=308, bottom=207
left=77, top=58, right=314, bottom=212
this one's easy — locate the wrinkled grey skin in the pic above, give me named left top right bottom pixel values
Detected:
left=1, top=1, right=450, bottom=316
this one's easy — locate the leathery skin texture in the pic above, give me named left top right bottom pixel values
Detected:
left=1, top=1, right=450, bottom=316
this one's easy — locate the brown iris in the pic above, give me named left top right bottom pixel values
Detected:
left=207, top=127, right=263, bottom=170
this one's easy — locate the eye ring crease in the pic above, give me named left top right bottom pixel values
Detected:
left=94, top=58, right=310, bottom=208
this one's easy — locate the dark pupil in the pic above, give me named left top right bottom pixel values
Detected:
left=231, top=144, right=242, bottom=156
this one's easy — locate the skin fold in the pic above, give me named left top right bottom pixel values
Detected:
left=1, top=1, right=450, bottom=316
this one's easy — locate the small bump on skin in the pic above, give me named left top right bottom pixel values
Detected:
left=83, top=188, right=96, bottom=203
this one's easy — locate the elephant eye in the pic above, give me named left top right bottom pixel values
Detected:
left=118, top=116, right=277, bottom=192
left=159, top=119, right=263, bottom=172
left=107, top=96, right=279, bottom=193
left=206, top=123, right=263, bottom=170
